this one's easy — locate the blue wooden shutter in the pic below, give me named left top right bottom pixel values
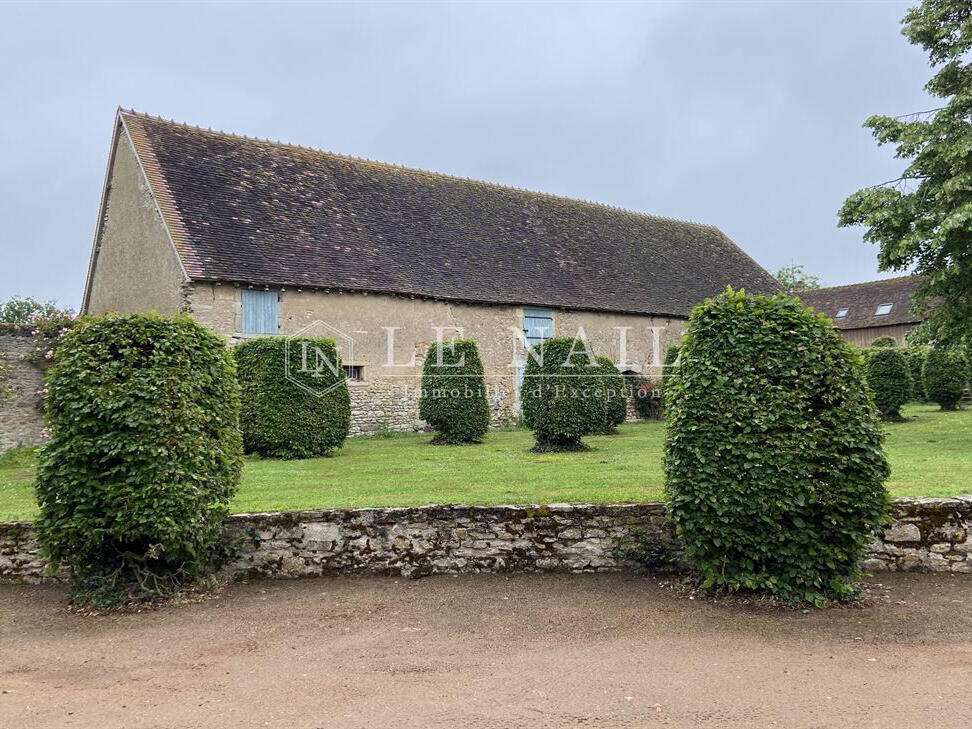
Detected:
left=523, top=308, right=553, bottom=346
left=241, top=289, right=278, bottom=334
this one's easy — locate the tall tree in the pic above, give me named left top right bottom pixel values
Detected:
left=838, top=0, right=972, bottom=347
left=774, top=264, right=822, bottom=294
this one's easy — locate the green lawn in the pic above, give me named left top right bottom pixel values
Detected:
left=1, top=403, right=968, bottom=521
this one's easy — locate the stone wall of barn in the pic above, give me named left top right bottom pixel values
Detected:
left=187, top=282, right=684, bottom=435
left=3, top=498, right=970, bottom=583
left=0, top=331, right=46, bottom=451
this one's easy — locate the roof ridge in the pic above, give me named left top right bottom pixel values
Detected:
left=118, top=108, right=719, bottom=232
left=806, top=274, right=921, bottom=293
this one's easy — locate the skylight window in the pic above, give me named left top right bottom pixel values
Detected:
left=835, top=308, right=849, bottom=319
left=875, top=303, right=893, bottom=316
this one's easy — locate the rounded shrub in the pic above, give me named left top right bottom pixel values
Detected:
left=871, top=336, right=896, bottom=348
left=866, top=347, right=912, bottom=420
left=923, top=347, right=968, bottom=411
left=419, top=339, right=490, bottom=444
left=521, top=337, right=604, bottom=451
left=665, top=288, right=889, bottom=603
left=235, top=337, right=351, bottom=458
left=596, top=356, right=627, bottom=433
left=905, top=347, right=930, bottom=402
left=35, top=314, right=243, bottom=606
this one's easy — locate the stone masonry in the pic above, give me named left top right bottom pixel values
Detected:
left=3, top=498, right=971, bottom=583
left=0, top=331, right=46, bottom=451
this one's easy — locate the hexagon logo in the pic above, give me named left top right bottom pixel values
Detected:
left=284, top=320, right=355, bottom=397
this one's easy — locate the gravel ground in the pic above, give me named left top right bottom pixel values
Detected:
left=1, top=572, right=971, bottom=728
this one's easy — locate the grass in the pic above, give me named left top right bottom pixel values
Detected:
left=0, top=403, right=968, bottom=522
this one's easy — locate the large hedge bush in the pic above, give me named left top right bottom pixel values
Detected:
left=660, top=343, right=681, bottom=412
left=521, top=337, right=604, bottom=451
left=906, top=347, right=930, bottom=402
left=870, top=336, right=896, bottom=348
left=923, top=347, right=968, bottom=411
left=665, top=288, right=889, bottom=603
left=419, top=339, right=490, bottom=443
left=866, top=347, right=912, bottom=420
left=596, top=356, right=627, bottom=433
left=235, top=337, right=351, bottom=458
left=35, top=314, right=243, bottom=606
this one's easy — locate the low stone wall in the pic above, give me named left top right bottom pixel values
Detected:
left=3, top=498, right=971, bottom=584
left=0, top=331, right=46, bottom=451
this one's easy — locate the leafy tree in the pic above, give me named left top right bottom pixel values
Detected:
left=866, top=348, right=912, bottom=419
left=774, top=264, right=822, bottom=294
left=0, top=296, right=73, bottom=324
left=838, top=0, right=972, bottom=349
left=419, top=340, right=490, bottom=444
left=666, top=288, right=889, bottom=604
left=923, top=347, right=968, bottom=410
left=595, top=356, right=627, bottom=433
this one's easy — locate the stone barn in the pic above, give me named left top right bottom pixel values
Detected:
left=80, top=109, right=780, bottom=435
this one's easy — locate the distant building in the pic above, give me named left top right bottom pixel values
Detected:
left=797, top=276, right=924, bottom=347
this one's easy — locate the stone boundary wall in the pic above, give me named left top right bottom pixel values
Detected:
left=0, top=331, right=46, bottom=451
left=3, top=498, right=970, bottom=583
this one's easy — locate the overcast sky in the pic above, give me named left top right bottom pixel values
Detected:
left=0, top=1, right=932, bottom=310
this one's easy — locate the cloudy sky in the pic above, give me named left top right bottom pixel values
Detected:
left=1, top=1, right=932, bottom=310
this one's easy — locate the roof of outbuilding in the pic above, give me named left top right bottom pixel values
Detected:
left=796, top=275, right=924, bottom=329
left=116, top=109, right=780, bottom=318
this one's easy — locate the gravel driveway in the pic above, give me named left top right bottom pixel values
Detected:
left=2, top=573, right=971, bottom=728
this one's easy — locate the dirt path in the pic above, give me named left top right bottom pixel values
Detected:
left=1, top=573, right=971, bottom=728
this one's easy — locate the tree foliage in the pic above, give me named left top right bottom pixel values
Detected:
left=922, top=346, right=968, bottom=410
left=35, top=314, right=243, bottom=607
left=521, top=337, right=604, bottom=451
left=0, top=296, right=73, bottom=325
left=595, top=356, right=627, bottom=433
left=665, top=288, right=889, bottom=604
left=838, top=0, right=972, bottom=348
left=866, top=347, right=912, bottom=419
left=871, top=336, right=897, bottom=348
left=774, top=264, right=822, bottom=294
left=419, top=339, right=490, bottom=444
left=235, top=337, right=351, bottom=458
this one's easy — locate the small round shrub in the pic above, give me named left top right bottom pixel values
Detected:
left=35, top=314, right=243, bottom=607
left=871, top=336, right=896, bottom=348
left=923, top=347, right=968, bottom=411
left=625, top=372, right=662, bottom=419
left=235, top=337, right=350, bottom=458
left=906, top=347, right=930, bottom=402
left=521, top=337, right=604, bottom=451
left=595, top=356, right=627, bottom=433
left=419, top=339, right=490, bottom=444
left=665, top=288, right=889, bottom=603
left=866, top=347, right=912, bottom=420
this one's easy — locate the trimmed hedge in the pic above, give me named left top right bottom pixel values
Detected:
left=419, top=339, right=490, bottom=443
left=923, top=347, right=968, bottom=411
left=235, top=337, right=351, bottom=458
left=871, top=336, right=896, bottom=348
left=521, top=337, right=604, bottom=451
left=596, top=356, right=627, bottom=433
left=665, top=288, right=889, bottom=603
left=661, top=343, right=681, bottom=412
left=906, top=347, right=930, bottom=402
left=866, top=347, right=912, bottom=419
left=35, top=314, right=243, bottom=606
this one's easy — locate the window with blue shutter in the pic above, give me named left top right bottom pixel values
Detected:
left=523, top=308, right=553, bottom=347
left=241, top=289, right=279, bottom=334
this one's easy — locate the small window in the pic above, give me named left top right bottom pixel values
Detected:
left=344, top=365, right=362, bottom=382
left=875, top=303, right=893, bottom=316
left=835, top=308, right=849, bottom=319
left=241, top=289, right=279, bottom=334
left=523, top=308, right=554, bottom=347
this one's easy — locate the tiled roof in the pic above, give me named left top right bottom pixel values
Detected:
left=119, top=110, right=780, bottom=318
left=797, top=276, right=923, bottom=329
